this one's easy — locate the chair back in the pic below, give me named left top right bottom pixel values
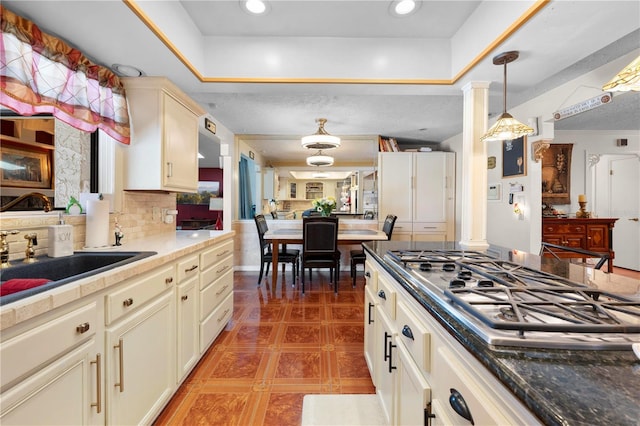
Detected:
left=254, top=214, right=270, bottom=252
left=382, top=214, right=397, bottom=240
left=302, top=216, right=339, bottom=256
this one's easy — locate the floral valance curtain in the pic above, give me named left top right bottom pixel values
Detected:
left=0, top=6, right=130, bottom=144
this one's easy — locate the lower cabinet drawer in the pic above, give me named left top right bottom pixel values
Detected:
left=200, top=268, right=233, bottom=321
left=1, top=301, right=97, bottom=389
left=200, top=292, right=233, bottom=353
left=376, top=275, right=396, bottom=320
left=200, top=256, right=234, bottom=291
left=105, top=265, right=175, bottom=324
left=396, top=300, right=431, bottom=373
left=200, top=240, right=234, bottom=271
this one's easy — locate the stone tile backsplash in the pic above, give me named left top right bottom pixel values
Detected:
left=1, top=192, right=176, bottom=262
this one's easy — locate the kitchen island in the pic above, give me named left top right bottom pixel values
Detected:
left=362, top=240, right=639, bottom=426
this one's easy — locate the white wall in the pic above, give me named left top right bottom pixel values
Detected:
left=442, top=49, right=640, bottom=254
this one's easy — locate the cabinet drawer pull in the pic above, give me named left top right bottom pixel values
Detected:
left=384, top=332, right=392, bottom=361
left=123, top=298, right=134, bottom=307
left=217, top=309, right=230, bottom=323
left=449, top=388, right=474, bottom=425
left=365, top=271, right=371, bottom=278
left=368, top=302, right=374, bottom=325
left=422, top=226, right=437, bottom=229
left=378, top=290, right=386, bottom=300
left=216, top=264, right=230, bottom=274
left=388, top=340, right=397, bottom=373
left=185, top=265, right=198, bottom=272
left=402, top=324, right=414, bottom=340
left=181, top=295, right=189, bottom=301
left=165, top=277, right=174, bottom=284
left=91, top=353, right=102, bottom=413
left=114, top=338, right=124, bottom=392
left=76, top=322, right=90, bottom=334
left=217, top=250, right=230, bottom=257
left=215, top=284, right=229, bottom=296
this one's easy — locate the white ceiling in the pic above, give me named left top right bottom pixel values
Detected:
left=3, top=0, right=639, bottom=170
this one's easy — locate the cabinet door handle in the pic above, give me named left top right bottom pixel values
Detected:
left=384, top=332, right=392, bottom=361
left=185, top=264, right=198, bottom=272
left=91, top=353, right=102, bottom=413
left=378, top=289, right=386, bottom=300
left=123, top=298, right=134, bottom=307
left=387, top=340, right=397, bottom=373
left=368, top=302, right=374, bottom=325
left=76, top=322, right=90, bottom=334
left=365, top=271, right=371, bottom=278
left=449, top=388, right=474, bottom=425
left=167, top=162, right=173, bottom=178
left=181, top=295, right=189, bottom=301
left=630, top=218, right=639, bottom=222
left=114, top=338, right=125, bottom=392
left=402, top=324, right=414, bottom=340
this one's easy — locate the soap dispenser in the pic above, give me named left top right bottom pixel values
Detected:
left=48, top=213, right=74, bottom=257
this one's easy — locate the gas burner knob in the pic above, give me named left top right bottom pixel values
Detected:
left=449, top=279, right=466, bottom=289
left=419, top=262, right=432, bottom=271
left=457, top=270, right=472, bottom=280
left=443, top=263, right=456, bottom=272
left=477, top=280, right=494, bottom=288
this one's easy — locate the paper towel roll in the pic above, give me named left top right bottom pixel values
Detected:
left=85, top=199, right=110, bottom=248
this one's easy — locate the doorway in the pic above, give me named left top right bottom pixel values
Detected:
left=589, top=153, right=640, bottom=271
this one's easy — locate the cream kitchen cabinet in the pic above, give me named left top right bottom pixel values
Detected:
left=176, top=253, right=200, bottom=383
left=378, top=152, right=455, bottom=241
left=199, top=239, right=234, bottom=353
left=365, top=255, right=541, bottom=426
left=0, top=301, right=103, bottom=425
left=105, top=265, right=176, bottom=426
left=122, top=76, right=205, bottom=192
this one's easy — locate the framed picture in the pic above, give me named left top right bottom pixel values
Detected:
left=502, top=136, right=527, bottom=178
left=541, top=143, right=573, bottom=205
left=0, top=144, right=52, bottom=189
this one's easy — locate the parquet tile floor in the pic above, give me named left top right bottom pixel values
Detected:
left=154, top=270, right=374, bottom=426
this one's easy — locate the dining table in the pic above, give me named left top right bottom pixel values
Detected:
left=263, top=227, right=388, bottom=286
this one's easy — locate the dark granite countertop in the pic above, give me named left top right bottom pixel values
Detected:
left=362, top=241, right=640, bottom=426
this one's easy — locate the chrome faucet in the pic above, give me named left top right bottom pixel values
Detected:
left=0, top=230, right=20, bottom=268
left=23, top=233, right=38, bottom=263
left=0, top=192, right=52, bottom=213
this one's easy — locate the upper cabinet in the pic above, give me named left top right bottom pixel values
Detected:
left=122, top=77, right=205, bottom=192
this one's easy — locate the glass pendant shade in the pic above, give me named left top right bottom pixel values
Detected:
left=602, top=55, right=640, bottom=92
left=306, top=153, right=334, bottom=167
left=301, top=118, right=341, bottom=150
left=481, top=51, right=534, bottom=142
left=481, top=112, right=534, bottom=142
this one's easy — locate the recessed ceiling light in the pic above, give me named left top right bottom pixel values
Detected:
left=112, top=63, right=145, bottom=77
left=242, top=0, right=268, bottom=15
left=389, top=0, right=419, bottom=17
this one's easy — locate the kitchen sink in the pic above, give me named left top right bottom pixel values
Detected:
left=0, top=251, right=157, bottom=305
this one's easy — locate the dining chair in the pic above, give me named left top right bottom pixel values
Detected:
left=301, top=216, right=341, bottom=294
left=254, top=214, right=300, bottom=286
left=350, top=214, right=397, bottom=287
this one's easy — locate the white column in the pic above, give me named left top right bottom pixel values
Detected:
left=459, top=82, right=491, bottom=250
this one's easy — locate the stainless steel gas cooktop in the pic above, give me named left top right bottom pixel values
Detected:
left=384, top=250, right=640, bottom=350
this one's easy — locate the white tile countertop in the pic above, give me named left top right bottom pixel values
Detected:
left=0, top=230, right=234, bottom=331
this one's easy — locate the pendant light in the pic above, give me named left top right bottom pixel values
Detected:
left=602, top=55, right=640, bottom=92
left=301, top=118, right=341, bottom=150
left=481, top=51, right=534, bottom=142
left=306, top=150, right=334, bottom=167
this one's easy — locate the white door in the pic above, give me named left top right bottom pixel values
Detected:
left=610, top=155, right=640, bottom=271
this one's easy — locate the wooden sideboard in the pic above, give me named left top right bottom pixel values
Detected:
left=541, top=217, right=618, bottom=271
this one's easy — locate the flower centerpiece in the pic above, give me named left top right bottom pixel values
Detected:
left=312, top=196, right=337, bottom=217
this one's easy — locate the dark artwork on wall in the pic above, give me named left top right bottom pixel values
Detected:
left=502, top=136, right=527, bottom=178
left=541, top=143, right=573, bottom=205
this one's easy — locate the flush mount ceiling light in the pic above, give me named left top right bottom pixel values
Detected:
left=306, top=151, right=334, bottom=167
left=480, top=51, right=534, bottom=143
left=312, top=172, right=329, bottom=179
left=241, top=0, right=268, bottom=15
left=112, top=63, right=145, bottom=77
left=602, top=55, right=640, bottom=92
left=389, top=0, right=419, bottom=17
left=301, top=118, right=341, bottom=150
